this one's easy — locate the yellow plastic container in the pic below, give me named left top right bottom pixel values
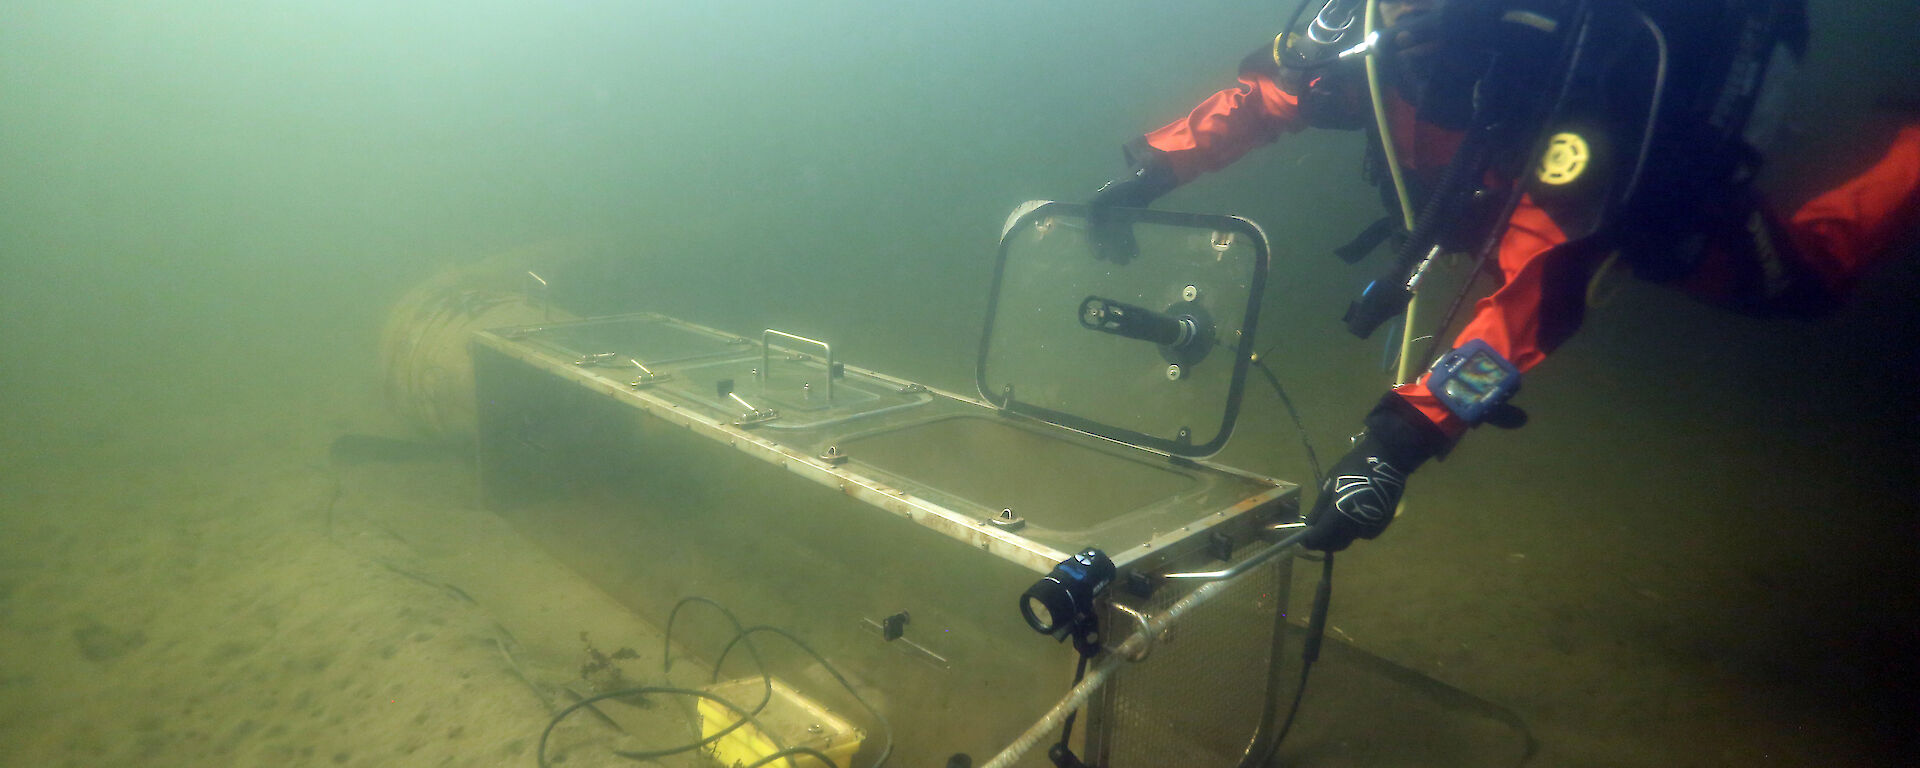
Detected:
left=697, top=677, right=865, bottom=768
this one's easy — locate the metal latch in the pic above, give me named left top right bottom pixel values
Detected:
left=987, top=508, right=1025, bottom=532
left=819, top=445, right=849, bottom=466
left=860, top=613, right=949, bottom=669
left=881, top=611, right=909, bottom=641
left=715, top=378, right=779, bottom=427
left=627, top=359, right=672, bottom=387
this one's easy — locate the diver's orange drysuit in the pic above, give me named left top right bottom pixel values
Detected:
left=1130, top=52, right=1920, bottom=438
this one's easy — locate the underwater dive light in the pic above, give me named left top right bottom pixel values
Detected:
left=1020, top=549, right=1115, bottom=643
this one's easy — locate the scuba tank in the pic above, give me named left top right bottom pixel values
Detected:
left=1603, top=0, right=1809, bottom=281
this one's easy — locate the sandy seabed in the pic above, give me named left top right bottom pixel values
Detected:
left=0, top=364, right=719, bottom=768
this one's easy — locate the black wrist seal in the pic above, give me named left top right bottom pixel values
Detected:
left=1365, top=393, right=1453, bottom=466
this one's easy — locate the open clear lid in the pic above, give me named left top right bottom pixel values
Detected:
left=978, top=202, right=1270, bottom=458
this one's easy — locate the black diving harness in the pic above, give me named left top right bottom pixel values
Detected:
left=1322, top=0, right=1601, bottom=348
left=1306, top=0, right=1805, bottom=373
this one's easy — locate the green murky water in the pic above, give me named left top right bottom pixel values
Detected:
left=3, top=1, right=1914, bottom=765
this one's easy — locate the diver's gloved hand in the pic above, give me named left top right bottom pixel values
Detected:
left=1087, top=148, right=1178, bottom=264
left=1302, top=394, right=1451, bottom=552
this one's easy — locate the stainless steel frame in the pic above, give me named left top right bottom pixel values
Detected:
left=473, top=312, right=1305, bottom=767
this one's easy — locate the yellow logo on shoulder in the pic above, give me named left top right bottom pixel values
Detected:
left=1537, top=132, right=1590, bottom=186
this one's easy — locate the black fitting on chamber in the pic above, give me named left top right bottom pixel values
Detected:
left=1048, top=742, right=1095, bottom=768
left=1080, top=296, right=1193, bottom=347
left=1080, top=296, right=1217, bottom=367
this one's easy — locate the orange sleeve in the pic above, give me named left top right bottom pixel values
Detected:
left=1677, top=123, right=1920, bottom=316
left=1139, top=62, right=1310, bottom=183
left=1785, top=123, right=1920, bottom=293
left=1393, top=196, right=1592, bottom=436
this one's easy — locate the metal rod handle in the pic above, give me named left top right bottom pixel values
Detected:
left=761, top=329, right=834, bottom=402
left=1159, top=523, right=1309, bottom=581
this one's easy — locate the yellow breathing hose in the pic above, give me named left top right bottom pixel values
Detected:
left=1361, top=0, right=1425, bottom=386
left=1362, top=0, right=1423, bottom=518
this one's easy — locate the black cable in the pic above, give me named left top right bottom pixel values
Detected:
left=710, top=624, right=895, bottom=768
left=537, top=685, right=805, bottom=768
left=1049, top=652, right=1093, bottom=767
left=659, top=597, right=775, bottom=755
left=1251, top=354, right=1325, bottom=487
left=538, top=597, right=893, bottom=768
left=1273, top=552, right=1335, bottom=749
left=1206, top=343, right=1336, bottom=754
left=1247, top=343, right=1330, bottom=751
left=664, top=596, right=764, bottom=680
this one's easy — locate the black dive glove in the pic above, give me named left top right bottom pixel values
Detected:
left=1302, top=395, right=1452, bottom=552
left=1087, top=143, right=1178, bottom=264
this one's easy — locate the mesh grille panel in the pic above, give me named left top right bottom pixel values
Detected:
left=1099, top=557, right=1290, bottom=767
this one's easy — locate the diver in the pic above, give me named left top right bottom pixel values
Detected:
left=1087, top=0, right=1920, bottom=552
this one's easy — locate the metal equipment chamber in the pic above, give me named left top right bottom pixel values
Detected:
left=473, top=203, right=1306, bottom=767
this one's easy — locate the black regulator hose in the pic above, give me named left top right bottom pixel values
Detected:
left=1344, top=120, right=1499, bottom=338
left=1416, top=1, right=1598, bottom=371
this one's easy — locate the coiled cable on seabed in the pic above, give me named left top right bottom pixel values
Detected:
left=978, top=528, right=1314, bottom=768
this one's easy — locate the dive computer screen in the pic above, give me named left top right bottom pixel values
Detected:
left=1428, top=339, right=1519, bottom=422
